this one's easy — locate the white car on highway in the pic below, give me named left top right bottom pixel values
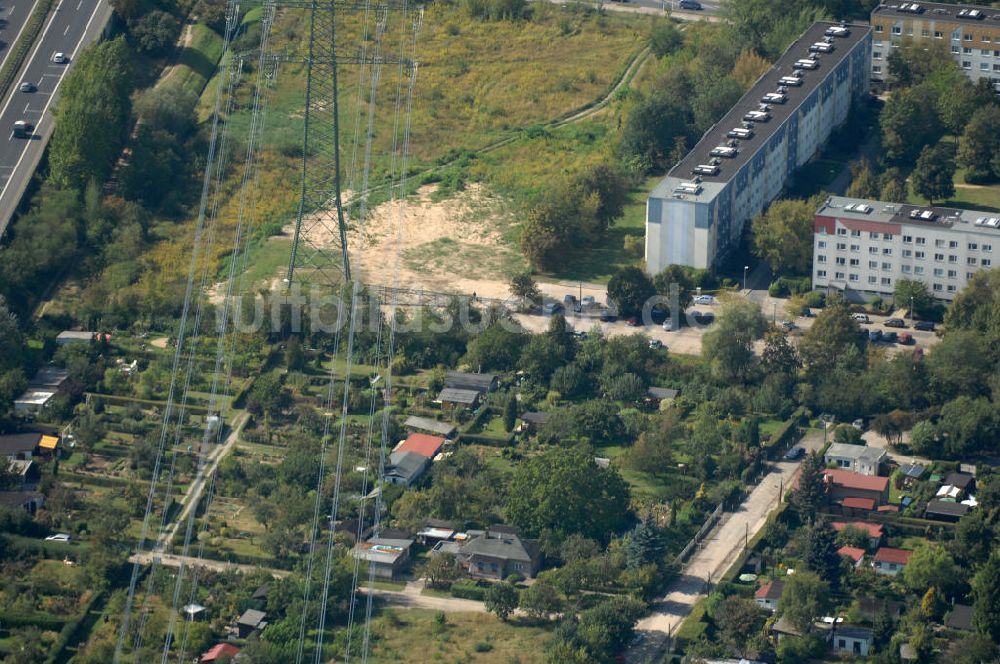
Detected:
left=52, top=52, right=68, bottom=64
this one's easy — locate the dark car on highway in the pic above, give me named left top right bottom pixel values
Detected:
left=914, top=321, right=936, bottom=332
left=679, top=0, right=702, bottom=8
left=884, top=318, right=906, bottom=328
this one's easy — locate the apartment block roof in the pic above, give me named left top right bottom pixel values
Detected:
left=872, top=2, right=1000, bottom=25
left=653, top=21, right=869, bottom=204
left=816, top=195, right=1000, bottom=233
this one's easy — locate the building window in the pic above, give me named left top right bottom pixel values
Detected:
left=818, top=240, right=827, bottom=248
left=850, top=274, right=859, bottom=282
left=883, top=248, right=893, bottom=255
left=933, top=283, right=943, bottom=291
left=968, top=272, right=975, bottom=280
left=883, top=233, right=893, bottom=240
left=952, top=45, right=961, bottom=54
left=869, top=260, right=879, bottom=269
left=903, top=249, right=912, bottom=258
left=902, top=265, right=912, bottom=273
left=983, top=49, right=992, bottom=56
left=963, top=61, right=973, bottom=69
left=873, top=65, right=882, bottom=74
left=873, top=51, right=882, bottom=60
left=837, top=242, right=847, bottom=250
left=982, top=63, right=991, bottom=71
left=892, top=26, right=901, bottom=35
left=934, top=268, right=944, bottom=277
left=906, top=27, right=913, bottom=36
left=869, top=247, right=879, bottom=254
left=949, top=255, right=958, bottom=263
left=936, top=239, right=945, bottom=247
left=835, top=272, right=845, bottom=280
left=882, top=262, right=892, bottom=270
left=968, top=257, right=978, bottom=265
left=916, top=237, right=926, bottom=245
left=903, top=235, right=912, bottom=243
left=817, top=269, right=827, bottom=277
left=935, top=253, right=945, bottom=261
left=994, top=64, right=1000, bottom=72
left=964, top=47, right=974, bottom=54
left=995, top=50, right=1000, bottom=58
left=850, top=258, right=860, bottom=267
left=915, top=251, right=925, bottom=259
left=921, top=29, right=929, bottom=37
left=836, top=257, right=846, bottom=265
left=875, top=24, right=883, bottom=32
left=934, top=31, right=942, bottom=39
left=882, top=277, right=892, bottom=286
left=984, top=259, right=992, bottom=267
left=965, top=34, right=973, bottom=42
left=818, top=255, right=827, bottom=263
left=948, top=284, right=957, bottom=292
left=837, top=228, right=847, bottom=236
left=869, top=275, right=878, bottom=284
left=851, top=244, right=860, bottom=252
left=984, top=244, right=992, bottom=252
left=869, top=232, right=879, bottom=240
left=984, top=36, right=992, bottom=43
left=949, top=240, right=959, bottom=248
left=948, top=270, right=957, bottom=278
left=915, top=266, right=925, bottom=274
left=851, top=229, right=861, bottom=237
left=969, top=242, right=978, bottom=250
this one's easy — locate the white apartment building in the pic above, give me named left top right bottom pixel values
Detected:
left=645, top=22, right=872, bottom=272
left=813, top=196, right=1000, bottom=301
left=870, top=2, right=1000, bottom=92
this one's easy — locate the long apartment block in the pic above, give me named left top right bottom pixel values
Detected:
left=871, top=2, right=1000, bottom=90
left=813, top=196, right=1000, bottom=301
left=645, top=22, right=871, bottom=272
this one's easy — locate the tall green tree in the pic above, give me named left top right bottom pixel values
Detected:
left=792, top=452, right=827, bottom=518
left=701, top=299, right=769, bottom=381
left=607, top=267, right=655, bottom=318
left=903, top=542, right=961, bottom=598
left=881, top=87, right=941, bottom=164
left=912, top=143, right=956, bottom=205
left=506, top=447, right=630, bottom=543
left=484, top=582, right=519, bottom=621
left=49, top=38, right=134, bottom=190
left=751, top=197, right=820, bottom=275
left=972, top=553, right=1000, bottom=641
left=958, top=105, right=1000, bottom=183
left=779, top=570, right=830, bottom=631
left=798, top=302, right=862, bottom=373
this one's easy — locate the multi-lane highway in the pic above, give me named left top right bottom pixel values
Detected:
left=0, top=1, right=40, bottom=75
left=0, top=0, right=110, bottom=236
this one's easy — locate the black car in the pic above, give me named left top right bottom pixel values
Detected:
left=914, top=321, right=936, bottom=332
left=679, top=0, right=702, bottom=8
left=882, top=331, right=898, bottom=343
left=598, top=310, right=617, bottom=323
left=884, top=318, right=906, bottom=328
left=784, top=446, right=805, bottom=460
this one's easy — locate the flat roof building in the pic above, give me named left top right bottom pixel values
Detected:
left=870, top=2, right=1000, bottom=92
left=646, top=22, right=871, bottom=272
left=814, top=196, right=1000, bottom=301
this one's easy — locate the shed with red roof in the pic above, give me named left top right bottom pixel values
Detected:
left=873, top=547, right=912, bottom=576
left=201, top=643, right=240, bottom=663
left=396, top=433, right=446, bottom=459
left=824, top=469, right=889, bottom=506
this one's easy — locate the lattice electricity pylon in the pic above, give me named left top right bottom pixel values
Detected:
left=269, top=0, right=416, bottom=289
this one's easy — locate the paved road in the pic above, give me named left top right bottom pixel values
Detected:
left=0, top=0, right=110, bottom=237
left=130, top=550, right=291, bottom=578
left=0, top=1, right=40, bottom=81
left=627, top=430, right=827, bottom=663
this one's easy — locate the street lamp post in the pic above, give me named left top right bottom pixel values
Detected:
left=910, top=295, right=915, bottom=323
left=743, top=265, right=749, bottom=293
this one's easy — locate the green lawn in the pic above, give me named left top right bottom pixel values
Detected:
left=165, top=23, right=225, bottom=99
left=366, top=609, right=549, bottom=663
left=907, top=173, right=1000, bottom=212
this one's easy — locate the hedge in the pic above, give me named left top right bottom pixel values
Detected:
left=45, top=590, right=103, bottom=664
left=450, top=580, right=487, bottom=601
left=762, top=407, right=806, bottom=459
left=672, top=597, right=710, bottom=654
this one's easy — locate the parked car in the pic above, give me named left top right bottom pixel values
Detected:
left=690, top=311, right=715, bottom=325
left=784, top=446, right=805, bottom=460
left=868, top=329, right=882, bottom=342
left=648, top=339, right=664, bottom=350
left=914, top=321, right=936, bottom=332
left=882, top=331, right=898, bottom=343
left=884, top=318, right=906, bottom=328
left=678, top=0, right=702, bottom=8
left=45, top=534, right=71, bottom=543
left=581, top=295, right=596, bottom=308
left=800, top=306, right=814, bottom=317
left=779, top=320, right=796, bottom=331
left=898, top=332, right=914, bottom=345
left=851, top=418, right=864, bottom=430
left=852, top=313, right=870, bottom=324
left=693, top=294, right=715, bottom=305
left=598, top=310, right=617, bottom=322
left=542, top=302, right=562, bottom=315
left=661, top=319, right=676, bottom=331
left=819, top=413, right=835, bottom=426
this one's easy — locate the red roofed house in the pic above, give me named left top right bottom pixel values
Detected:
left=842, top=496, right=876, bottom=512
left=832, top=521, right=884, bottom=549
left=754, top=579, right=784, bottom=612
left=824, top=469, right=889, bottom=507
left=873, top=547, right=913, bottom=577
left=838, top=546, right=866, bottom=568
left=201, top=643, right=240, bottom=663
left=396, top=433, right=445, bottom=459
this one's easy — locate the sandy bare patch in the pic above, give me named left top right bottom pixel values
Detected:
left=282, top=183, right=525, bottom=298
left=150, top=337, right=170, bottom=349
